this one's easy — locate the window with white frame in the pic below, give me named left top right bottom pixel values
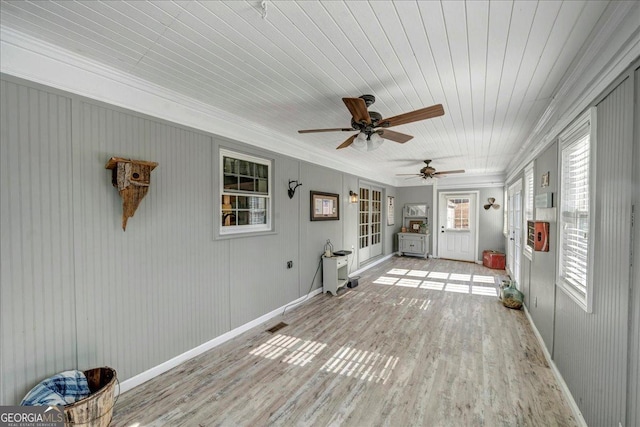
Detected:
left=220, top=149, right=272, bottom=235
left=523, top=163, right=534, bottom=259
left=503, top=187, right=508, bottom=236
left=557, top=109, right=595, bottom=312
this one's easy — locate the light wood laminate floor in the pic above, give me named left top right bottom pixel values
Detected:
left=112, top=256, right=576, bottom=426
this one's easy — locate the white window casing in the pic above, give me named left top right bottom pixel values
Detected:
left=523, top=162, right=534, bottom=260
left=556, top=108, right=596, bottom=313
left=219, top=148, right=272, bottom=235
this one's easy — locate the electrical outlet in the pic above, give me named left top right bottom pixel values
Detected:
left=351, top=245, right=355, bottom=250
left=287, top=261, right=293, bottom=269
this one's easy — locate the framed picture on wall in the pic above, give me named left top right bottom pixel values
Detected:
left=387, top=196, right=395, bottom=225
left=310, top=191, right=340, bottom=221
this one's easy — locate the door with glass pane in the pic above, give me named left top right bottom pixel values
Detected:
left=359, top=185, right=382, bottom=262
left=507, top=181, right=522, bottom=286
left=438, top=192, right=476, bottom=261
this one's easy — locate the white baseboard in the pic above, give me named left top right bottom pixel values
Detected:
left=118, top=287, right=323, bottom=395
left=523, top=307, right=587, bottom=427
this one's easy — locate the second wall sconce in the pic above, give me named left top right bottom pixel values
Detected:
left=288, top=180, right=302, bottom=199
left=349, top=191, right=359, bottom=204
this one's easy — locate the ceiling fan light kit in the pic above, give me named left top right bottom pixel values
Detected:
left=298, top=94, right=444, bottom=150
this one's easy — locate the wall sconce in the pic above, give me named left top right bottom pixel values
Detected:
left=288, top=180, right=302, bottom=199
left=349, top=191, right=359, bottom=204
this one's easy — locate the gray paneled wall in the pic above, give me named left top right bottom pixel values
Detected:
left=528, top=142, right=558, bottom=352
left=0, top=76, right=393, bottom=404
left=553, top=77, right=633, bottom=426
left=0, top=80, right=77, bottom=405
left=630, top=65, right=640, bottom=427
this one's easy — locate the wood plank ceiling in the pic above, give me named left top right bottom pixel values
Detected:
left=0, top=0, right=612, bottom=184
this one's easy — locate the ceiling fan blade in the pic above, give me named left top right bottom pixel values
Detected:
left=378, top=129, right=413, bottom=143
left=433, top=169, right=465, bottom=175
left=381, top=104, right=445, bottom=128
left=395, top=173, right=422, bottom=176
left=298, top=128, right=354, bottom=133
left=343, top=97, right=371, bottom=125
left=336, top=134, right=358, bottom=149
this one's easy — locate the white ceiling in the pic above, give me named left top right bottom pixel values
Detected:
left=0, top=0, right=631, bottom=186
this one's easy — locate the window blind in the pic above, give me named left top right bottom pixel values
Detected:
left=523, top=164, right=534, bottom=258
left=559, top=120, right=591, bottom=307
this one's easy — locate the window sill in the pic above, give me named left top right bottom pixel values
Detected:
left=556, top=280, right=592, bottom=313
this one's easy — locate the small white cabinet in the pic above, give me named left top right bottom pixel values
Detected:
left=398, top=232, right=429, bottom=259
left=322, top=255, right=349, bottom=296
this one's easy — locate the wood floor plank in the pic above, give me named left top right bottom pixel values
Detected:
left=112, top=256, right=576, bottom=426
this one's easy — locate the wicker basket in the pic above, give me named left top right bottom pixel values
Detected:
left=64, top=367, right=117, bottom=426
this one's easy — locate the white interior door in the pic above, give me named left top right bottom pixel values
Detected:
left=507, top=181, right=522, bottom=285
left=358, top=185, right=382, bottom=262
left=438, top=192, right=477, bottom=262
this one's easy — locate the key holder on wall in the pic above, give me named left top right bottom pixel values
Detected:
left=106, top=157, right=158, bottom=231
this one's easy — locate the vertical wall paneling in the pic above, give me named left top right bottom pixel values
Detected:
left=299, top=164, right=344, bottom=295
left=0, top=81, right=77, bottom=404
left=71, top=100, right=221, bottom=381
left=553, top=78, right=633, bottom=426
left=528, top=142, right=558, bottom=352
left=226, top=150, right=300, bottom=328
left=629, top=66, right=640, bottom=427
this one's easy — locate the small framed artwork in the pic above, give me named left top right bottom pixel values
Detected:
left=310, top=191, right=340, bottom=221
left=409, top=220, right=423, bottom=233
left=387, top=196, right=395, bottom=226
left=541, top=171, right=550, bottom=188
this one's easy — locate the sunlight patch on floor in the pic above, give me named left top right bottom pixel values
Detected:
left=250, top=334, right=326, bottom=366
left=406, top=269, right=429, bottom=277
left=373, top=276, right=399, bottom=285
left=421, top=281, right=445, bottom=291
left=472, top=274, right=497, bottom=284
left=449, top=273, right=471, bottom=281
left=321, top=346, right=399, bottom=384
left=428, top=271, right=450, bottom=279
left=387, top=268, right=410, bottom=275
left=396, top=278, right=422, bottom=288
left=371, top=266, right=500, bottom=297
left=444, top=283, right=470, bottom=294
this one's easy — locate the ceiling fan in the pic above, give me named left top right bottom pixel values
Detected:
left=298, top=95, right=444, bottom=150
left=396, top=159, right=465, bottom=179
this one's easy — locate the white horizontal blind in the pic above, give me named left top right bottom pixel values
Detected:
left=523, top=163, right=534, bottom=259
left=558, top=111, right=592, bottom=310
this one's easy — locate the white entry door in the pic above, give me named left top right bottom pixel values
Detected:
left=358, top=185, right=382, bottom=263
left=438, top=192, right=477, bottom=262
left=507, top=181, right=523, bottom=285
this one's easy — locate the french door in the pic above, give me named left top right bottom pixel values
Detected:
left=507, top=181, right=523, bottom=286
left=358, top=185, right=382, bottom=262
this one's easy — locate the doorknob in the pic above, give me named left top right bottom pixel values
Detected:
left=510, top=238, right=514, bottom=240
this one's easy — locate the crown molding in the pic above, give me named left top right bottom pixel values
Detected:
left=506, top=1, right=640, bottom=183
left=0, top=27, right=396, bottom=186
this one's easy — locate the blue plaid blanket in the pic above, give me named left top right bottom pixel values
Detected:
left=20, top=370, right=90, bottom=406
